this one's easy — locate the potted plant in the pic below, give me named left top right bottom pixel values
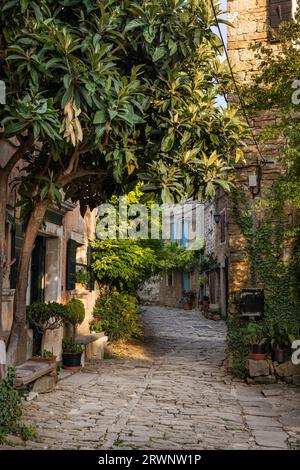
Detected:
left=62, top=298, right=85, bottom=370
left=27, top=302, right=67, bottom=334
left=62, top=337, right=83, bottom=371
left=182, top=290, right=196, bottom=310
left=75, top=269, right=89, bottom=289
left=31, top=349, right=57, bottom=364
left=27, top=302, right=67, bottom=361
left=268, top=323, right=296, bottom=364
left=244, top=321, right=267, bottom=361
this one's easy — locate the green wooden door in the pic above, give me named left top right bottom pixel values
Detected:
left=30, top=236, right=45, bottom=356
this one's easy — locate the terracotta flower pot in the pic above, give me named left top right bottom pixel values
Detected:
left=250, top=344, right=266, bottom=361
left=31, top=355, right=57, bottom=364
left=183, top=303, right=192, bottom=311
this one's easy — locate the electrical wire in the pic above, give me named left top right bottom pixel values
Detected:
left=209, top=0, right=267, bottom=166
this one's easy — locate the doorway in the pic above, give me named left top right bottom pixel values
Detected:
left=30, top=235, right=45, bottom=356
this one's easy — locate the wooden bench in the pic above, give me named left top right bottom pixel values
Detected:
left=15, top=360, right=56, bottom=388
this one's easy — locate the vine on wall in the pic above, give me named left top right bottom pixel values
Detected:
left=227, top=186, right=300, bottom=377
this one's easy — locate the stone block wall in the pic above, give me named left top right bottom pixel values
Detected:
left=226, top=0, right=287, bottom=295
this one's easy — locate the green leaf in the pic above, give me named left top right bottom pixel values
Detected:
left=93, top=109, right=106, bottom=124
left=161, top=131, right=175, bottom=152
left=143, top=27, right=155, bottom=44
left=124, top=19, right=144, bottom=33
left=61, top=88, right=73, bottom=108
left=108, top=109, right=118, bottom=120
left=153, top=47, right=166, bottom=62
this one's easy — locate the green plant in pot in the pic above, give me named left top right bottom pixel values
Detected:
left=62, top=299, right=85, bottom=370
left=182, top=290, right=196, bottom=310
left=244, top=321, right=267, bottom=361
left=268, top=323, right=296, bottom=364
left=62, top=337, right=83, bottom=371
left=27, top=302, right=67, bottom=363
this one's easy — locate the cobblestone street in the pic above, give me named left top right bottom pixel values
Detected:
left=2, top=307, right=300, bottom=450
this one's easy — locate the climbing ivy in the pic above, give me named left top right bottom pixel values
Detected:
left=227, top=185, right=300, bottom=376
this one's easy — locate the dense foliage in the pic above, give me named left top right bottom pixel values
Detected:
left=65, top=299, right=85, bottom=327
left=26, top=301, right=67, bottom=333
left=0, top=0, right=248, bottom=214
left=92, top=184, right=203, bottom=291
left=0, top=368, right=36, bottom=442
left=227, top=188, right=300, bottom=376
left=90, top=291, right=141, bottom=342
left=1, top=0, right=248, bottom=361
left=0, top=368, right=22, bottom=441
left=226, top=11, right=300, bottom=377
left=62, top=337, right=83, bottom=354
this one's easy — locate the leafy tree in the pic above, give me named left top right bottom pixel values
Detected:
left=92, top=185, right=202, bottom=291
left=0, top=0, right=247, bottom=363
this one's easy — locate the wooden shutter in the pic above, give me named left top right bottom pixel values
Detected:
left=10, top=223, right=23, bottom=289
left=86, top=245, right=95, bottom=291
left=270, top=0, right=292, bottom=30
left=66, top=239, right=77, bottom=290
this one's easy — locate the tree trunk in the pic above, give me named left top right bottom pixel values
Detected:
left=6, top=199, right=49, bottom=365
left=0, top=171, right=8, bottom=342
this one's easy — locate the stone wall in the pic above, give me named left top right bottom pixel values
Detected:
left=138, top=276, right=161, bottom=305
left=159, top=270, right=198, bottom=309
left=226, top=0, right=286, bottom=295
left=0, top=139, right=99, bottom=361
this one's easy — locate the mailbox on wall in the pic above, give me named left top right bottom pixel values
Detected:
left=239, top=288, right=264, bottom=318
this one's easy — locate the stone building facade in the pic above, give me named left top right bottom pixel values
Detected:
left=198, top=192, right=228, bottom=318
left=200, top=0, right=297, bottom=315
left=158, top=202, right=205, bottom=308
left=0, top=141, right=99, bottom=362
left=225, top=0, right=296, bottom=295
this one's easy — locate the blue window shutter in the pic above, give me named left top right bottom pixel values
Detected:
left=183, top=272, right=190, bottom=291
left=182, top=221, right=188, bottom=248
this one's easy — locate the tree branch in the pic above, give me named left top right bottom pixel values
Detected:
left=2, top=134, right=34, bottom=177
left=58, top=168, right=107, bottom=187
left=64, top=145, right=79, bottom=176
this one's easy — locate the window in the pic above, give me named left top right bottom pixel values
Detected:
left=166, top=271, right=173, bottom=287
left=269, top=0, right=293, bottom=35
left=66, top=239, right=94, bottom=291
left=10, top=223, right=23, bottom=289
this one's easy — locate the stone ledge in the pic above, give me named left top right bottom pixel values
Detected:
left=248, top=359, right=270, bottom=378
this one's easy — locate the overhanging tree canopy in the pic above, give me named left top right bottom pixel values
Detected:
left=0, top=0, right=248, bottom=364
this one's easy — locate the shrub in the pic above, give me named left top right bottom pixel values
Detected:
left=90, top=291, right=141, bottom=342
left=65, top=299, right=85, bottom=327
left=62, top=337, right=83, bottom=354
left=0, top=368, right=22, bottom=441
left=226, top=316, right=249, bottom=378
left=27, top=302, right=67, bottom=333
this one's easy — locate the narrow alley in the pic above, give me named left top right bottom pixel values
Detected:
left=3, top=307, right=300, bottom=450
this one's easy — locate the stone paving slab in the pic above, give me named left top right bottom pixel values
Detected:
left=1, top=306, right=299, bottom=450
